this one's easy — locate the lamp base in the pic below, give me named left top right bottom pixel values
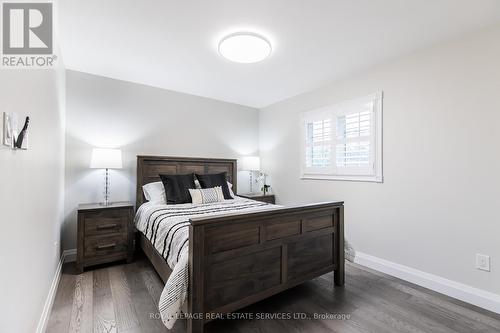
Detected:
left=101, top=168, right=111, bottom=207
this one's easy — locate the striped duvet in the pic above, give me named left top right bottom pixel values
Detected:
left=134, top=197, right=276, bottom=329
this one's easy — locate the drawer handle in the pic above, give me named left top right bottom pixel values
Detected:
left=96, top=243, right=116, bottom=250
left=97, top=223, right=118, bottom=230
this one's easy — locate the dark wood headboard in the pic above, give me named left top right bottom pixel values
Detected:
left=136, top=156, right=237, bottom=208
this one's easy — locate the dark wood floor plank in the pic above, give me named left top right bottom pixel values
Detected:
left=68, top=270, right=93, bottom=333
left=93, top=268, right=117, bottom=333
left=136, top=259, right=164, bottom=306
left=336, top=270, right=456, bottom=333
left=349, top=265, right=500, bottom=333
left=123, top=262, right=166, bottom=333
left=402, top=294, right=497, bottom=333
left=108, top=265, right=141, bottom=332
left=46, top=265, right=77, bottom=333
left=135, top=259, right=189, bottom=333
left=387, top=278, right=500, bottom=331
left=47, top=260, right=500, bottom=333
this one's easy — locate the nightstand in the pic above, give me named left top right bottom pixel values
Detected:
left=76, top=201, right=134, bottom=273
left=239, top=193, right=275, bottom=204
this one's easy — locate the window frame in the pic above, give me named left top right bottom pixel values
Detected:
left=300, top=92, right=383, bottom=183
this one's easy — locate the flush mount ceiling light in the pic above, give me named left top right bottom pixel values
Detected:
left=218, top=32, right=272, bottom=63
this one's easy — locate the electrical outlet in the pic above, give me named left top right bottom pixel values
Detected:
left=476, top=254, right=490, bottom=272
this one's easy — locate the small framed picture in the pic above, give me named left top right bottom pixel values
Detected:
left=3, top=112, right=29, bottom=150
left=3, top=112, right=18, bottom=148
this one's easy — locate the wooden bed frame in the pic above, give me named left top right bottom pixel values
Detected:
left=136, top=155, right=345, bottom=333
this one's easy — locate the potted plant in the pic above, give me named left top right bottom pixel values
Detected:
left=258, top=172, right=271, bottom=195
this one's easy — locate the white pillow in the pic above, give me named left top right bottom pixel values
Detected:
left=227, top=182, right=235, bottom=198
left=189, top=187, right=225, bottom=204
left=142, top=181, right=166, bottom=204
left=195, top=179, right=236, bottom=198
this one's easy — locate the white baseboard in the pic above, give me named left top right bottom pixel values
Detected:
left=36, top=249, right=77, bottom=333
left=354, top=251, right=500, bottom=314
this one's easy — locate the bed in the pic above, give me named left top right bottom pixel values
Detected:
left=135, top=155, right=345, bottom=333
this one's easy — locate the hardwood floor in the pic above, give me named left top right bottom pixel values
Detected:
left=46, top=257, right=500, bottom=333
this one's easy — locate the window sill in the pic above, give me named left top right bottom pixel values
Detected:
left=301, top=174, right=383, bottom=183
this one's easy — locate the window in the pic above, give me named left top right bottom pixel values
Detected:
left=301, top=93, right=383, bottom=182
left=305, top=119, right=331, bottom=169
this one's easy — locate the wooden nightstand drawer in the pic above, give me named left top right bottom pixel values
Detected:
left=84, top=234, right=128, bottom=258
left=257, top=195, right=275, bottom=204
left=84, top=214, right=128, bottom=236
left=77, top=202, right=134, bottom=272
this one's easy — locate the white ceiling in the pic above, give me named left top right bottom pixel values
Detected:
left=59, top=0, right=500, bottom=108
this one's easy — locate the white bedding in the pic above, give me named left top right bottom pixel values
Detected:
left=134, top=196, right=277, bottom=329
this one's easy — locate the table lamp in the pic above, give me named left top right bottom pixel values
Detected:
left=240, top=156, right=260, bottom=194
left=90, top=148, right=123, bottom=206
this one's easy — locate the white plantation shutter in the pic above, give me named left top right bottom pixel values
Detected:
left=301, top=93, right=383, bottom=182
left=305, top=119, right=332, bottom=168
left=335, top=105, right=374, bottom=174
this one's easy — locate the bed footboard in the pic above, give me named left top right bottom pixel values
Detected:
left=187, top=201, right=344, bottom=333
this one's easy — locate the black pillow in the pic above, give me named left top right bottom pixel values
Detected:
left=159, top=173, right=196, bottom=204
left=195, top=172, right=232, bottom=199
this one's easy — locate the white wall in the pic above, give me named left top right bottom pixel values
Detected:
left=260, top=25, right=500, bottom=295
left=0, top=68, right=66, bottom=332
left=63, top=70, right=259, bottom=250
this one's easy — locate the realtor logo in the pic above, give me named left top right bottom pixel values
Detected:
left=1, top=2, right=56, bottom=68
left=2, top=2, right=52, bottom=54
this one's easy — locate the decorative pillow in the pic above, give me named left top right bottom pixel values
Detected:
left=189, top=187, right=225, bottom=204
left=196, top=179, right=235, bottom=197
left=159, top=173, right=196, bottom=204
left=142, top=181, right=166, bottom=203
left=195, top=172, right=233, bottom=199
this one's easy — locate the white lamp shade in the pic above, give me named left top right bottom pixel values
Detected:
left=240, top=156, right=260, bottom=171
left=90, top=148, right=123, bottom=169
